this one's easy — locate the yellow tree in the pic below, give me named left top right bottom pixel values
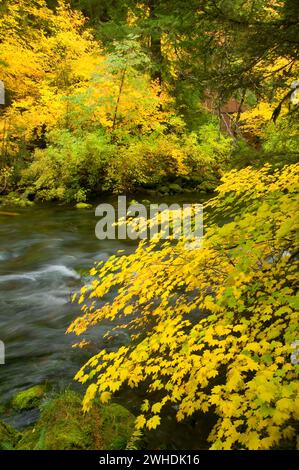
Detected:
left=0, top=0, right=99, bottom=159
left=69, top=162, right=299, bottom=449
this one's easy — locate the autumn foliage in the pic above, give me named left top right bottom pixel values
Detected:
left=69, top=163, right=299, bottom=449
left=0, top=0, right=298, bottom=450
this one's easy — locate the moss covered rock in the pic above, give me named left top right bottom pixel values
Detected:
left=75, top=202, right=92, bottom=209
left=158, top=185, right=169, bottom=195
left=0, top=420, right=21, bottom=450
left=99, top=402, right=136, bottom=450
left=168, top=183, right=183, bottom=193
left=12, top=385, right=46, bottom=411
left=0, top=193, right=34, bottom=207
left=16, top=390, right=135, bottom=450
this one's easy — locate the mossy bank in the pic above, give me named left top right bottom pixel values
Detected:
left=0, top=388, right=137, bottom=450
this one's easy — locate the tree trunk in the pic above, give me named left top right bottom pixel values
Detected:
left=148, top=0, right=163, bottom=84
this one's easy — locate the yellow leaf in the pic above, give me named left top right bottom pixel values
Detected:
left=147, top=415, right=161, bottom=430
left=152, top=402, right=163, bottom=414
left=135, top=415, right=146, bottom=429
left=100, top=391, right=111, bottom=404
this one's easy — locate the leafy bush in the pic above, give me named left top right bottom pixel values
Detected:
left=22, top=119, right=233, bottom=200
left=104, top=131, right=223, bottom=193
left=22, top=130, right=115, bottom=202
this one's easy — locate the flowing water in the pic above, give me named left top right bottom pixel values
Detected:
left=0, top=194, right=212, bottom=448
